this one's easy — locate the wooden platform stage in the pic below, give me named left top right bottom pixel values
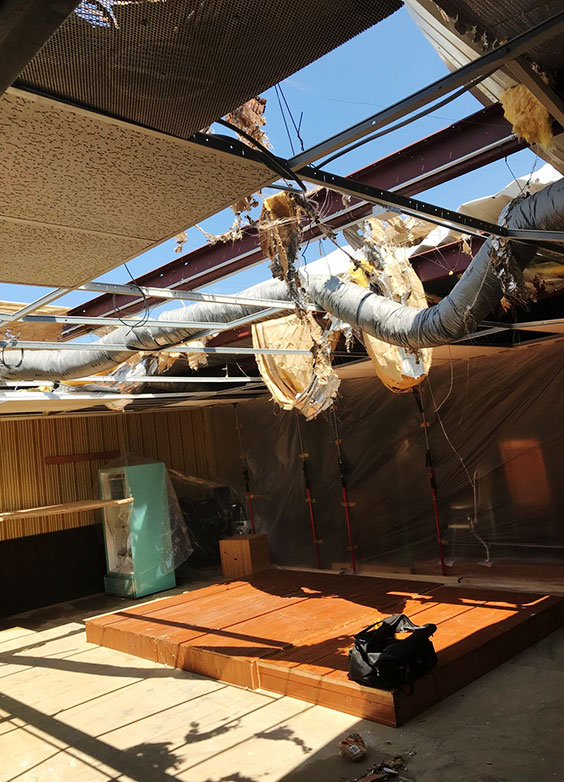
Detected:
left=86, top=569, right=564, bottom=727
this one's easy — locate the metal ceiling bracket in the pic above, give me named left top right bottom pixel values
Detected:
left=0, top=340, right=312, bottom=356
left=298, top=166, right=507, bottom=238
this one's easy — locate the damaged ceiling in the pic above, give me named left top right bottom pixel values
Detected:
left=429, top=1, right=564, bottom=75
left=0, top=0, right=402, bottom=288
left=16, top=0, right=402, bottom=140
left=0, top=88, right=274, bottom=286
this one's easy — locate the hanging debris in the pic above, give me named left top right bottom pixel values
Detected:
left=0, top=301, right=67, bottom=343
left=258, top=191, right=306, bottom=295
left=174, top=231, right=187, bottom=254
left=500, top=83, right=553, bottom=149
left=225, top=96, right=269, bottom=148
left=487, top=193, right=532, bottom=311
left=255, top=190, right=340, bottom=417
left=347, top=217, right=433, bottom=393
left=369, top=214, right=433, bottom=247
left=252, top=313, right=339, bottom=420
left=185, top=338, right=210, bottom=371
left=195, top=98, right=268, bottom=246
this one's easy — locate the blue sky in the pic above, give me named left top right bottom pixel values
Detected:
left=1, top=6, right=539, bottom=313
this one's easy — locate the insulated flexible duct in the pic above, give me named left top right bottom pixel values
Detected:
left=0, top=279, right=294, bottom=380
left=306, top=177, right=564, bottom=349
left=0, top=178, right=562, bottom=379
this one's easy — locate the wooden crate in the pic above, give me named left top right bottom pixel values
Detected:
left=219, top=534, right=270, bottom=579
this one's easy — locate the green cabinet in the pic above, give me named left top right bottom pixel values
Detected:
left=99, top=462, right=176, bottom=598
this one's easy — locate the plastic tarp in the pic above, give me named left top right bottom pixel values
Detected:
left=99, top=454, right=193, bottom=576
left=208, top=338, right=564, bottom=575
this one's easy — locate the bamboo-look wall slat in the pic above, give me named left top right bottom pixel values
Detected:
left=0, top=408, right=217, bottom=541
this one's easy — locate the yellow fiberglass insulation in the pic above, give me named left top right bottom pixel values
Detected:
left=348, top=257, right=376, bottom=288
left=500, top=84, right=553, bottom=149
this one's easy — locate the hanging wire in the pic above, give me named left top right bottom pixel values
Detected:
left=214, top=118, right=307, bottom=191
left=285, top=78, right=509, bottom=127
left=432, top=345, right=455, bottom=413
left=214, top=117, right=359, bottom=270
left=427, top=376, right=474, bottom=488
left=277, top=82, right=305, bottom=152
left=274, top=84, right=296, bottom=155
left=314, top=76, right=489, bottom=170
left=504, top=155, right=526, bottom=195
left=111, top=261, right=151, bottom=335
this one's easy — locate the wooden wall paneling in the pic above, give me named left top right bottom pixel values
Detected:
left=71, top=416, right=94, bottom=526
left=202, top=409, right=217, bottom=478
left=166, top=411, right=185, bottom=474
left=17, top=419, right=42, bottom=537
left=42, top=418, right=62, bottom=515
left=179, top=411, right=196, bottom=476
left=86, top=415, right=104, bottom=457
left=194, top=410, right=211, bottom=479
left=57, top=418, right=81, bottom=530
left=115, top=414, right=128, bottom=458
left=101, top=416, right=121, bottom=467
left=0, top=408, right=221, bottom=541
left=191, top=411, right=205, bottom=477
left=0, top=419, right=26, bottom=540
left=124, top=413, right=143, bottom=458
left=155, top=412, right=172, bottom=469
left=141, top=412, right=158, bottom=460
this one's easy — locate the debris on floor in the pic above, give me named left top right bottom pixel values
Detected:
left=347, top=759, right=414, bottom=782
left=338, top=732, right=367, bottom=761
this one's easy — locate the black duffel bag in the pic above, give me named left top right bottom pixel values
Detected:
left=348, top=614, right=437, bottom=691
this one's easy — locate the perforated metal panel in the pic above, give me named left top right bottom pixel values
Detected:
left=16, top=0, right=401, bottom=139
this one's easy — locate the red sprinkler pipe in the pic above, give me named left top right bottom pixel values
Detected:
left=305, top=485, right=321, bottom=569
left=331, top=409, right=357, bottom=572
left=413, top=388, right=446, bottom=576
left=233, top=404, right=256, bottom=534
left=296, top=414, right=322, bottom=568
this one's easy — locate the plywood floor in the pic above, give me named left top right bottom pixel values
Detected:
left=86, top=570, right=564, bottom=727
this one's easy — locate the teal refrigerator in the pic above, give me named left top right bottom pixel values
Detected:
left=99, top=462, right=176, bottom=598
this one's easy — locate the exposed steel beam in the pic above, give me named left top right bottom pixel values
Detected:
left=67, top=103, right=525, bottom=335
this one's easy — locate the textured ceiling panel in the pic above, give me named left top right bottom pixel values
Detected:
left=15, top=0, right=401, bottom=139
left=0, top=88, right=273, bottom=286
left=0, top=218, right=149, bottom=287
left=431, top=1, right=564, bottom=73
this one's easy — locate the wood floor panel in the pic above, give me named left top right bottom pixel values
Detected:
left=86, top=569, right=564, bottom=727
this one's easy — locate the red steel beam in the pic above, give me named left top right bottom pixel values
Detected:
left=67, top=103, right=524, bottom=334
left=411, top=237, right=485, bottom=282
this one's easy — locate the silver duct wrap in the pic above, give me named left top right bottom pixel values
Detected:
left=306, top=177, right=564, bottom=349
left=0, top=278, right=293, bottom=380
left=1, top=178, right=562, bottom=379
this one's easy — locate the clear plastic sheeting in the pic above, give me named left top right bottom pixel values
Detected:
left=99, top=454, right=193, bottom=574
left=208, top=339, right=564, bottom=577
left=167, top=469, right=247, bottom=567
